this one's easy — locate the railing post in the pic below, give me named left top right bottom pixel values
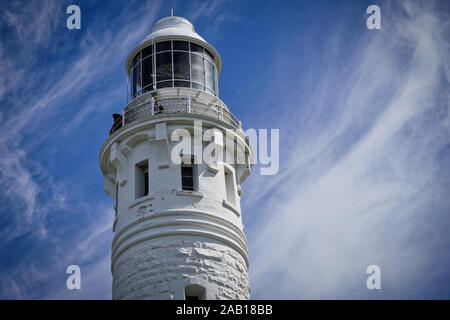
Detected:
left=122, top=110, right=125, bottom=127
left=187, top=97, right=191, bottom=113
left=220, top=103, right=224, bottom=120
left=151, top=98, right=155, bottom=116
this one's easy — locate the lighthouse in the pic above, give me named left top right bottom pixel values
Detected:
left=99, top=13, right=253, bottom=300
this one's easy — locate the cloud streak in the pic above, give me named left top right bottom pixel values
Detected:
left=247, top=0, right=450, bottom=299
left=0, top=0, right=161, bottom=298
left=0, top=0, right=161, bottom=243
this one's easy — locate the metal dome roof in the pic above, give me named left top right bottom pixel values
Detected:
left=141, top=16, right=205, bottom=43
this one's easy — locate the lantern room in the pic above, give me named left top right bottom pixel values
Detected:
left=125, top=16, right=222, bottom=100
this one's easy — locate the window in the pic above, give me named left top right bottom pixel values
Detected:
left=173, top=51, right=190, bottom=80
left=131, top=62, right=142, bottom=98
left=132, top=52, right=140, bottom=67
left=135, top=160, right=149, bottom=199
left=174, top=80, right=190, bottom=88
left=157, top=81, right=172, bottom=89
left=142, top=45, right=153, bottom=59
left=156, top=52, right=172, bottom=82
left=173, top=41, right=189, bottom=51
left=224, top=167, right=235, bottom=205
left=191, top=82, right=204, bottom=91
left=184, top=285, right=205, bottom=300
left=181, top=158, right=195, bottom=191
left=142, top=56, right=153, bottom=91
left=205, top=60, right=215, bottom=93
left=190, top=43, right=204, bottom=54
left=205, top=49, right=214, bottom=63
left=156, top=41, right=171, bottom=52
left=190, top=54, right=205, bottom=86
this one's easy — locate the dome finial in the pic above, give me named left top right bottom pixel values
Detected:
left=170, top=8, right=174, bottom=16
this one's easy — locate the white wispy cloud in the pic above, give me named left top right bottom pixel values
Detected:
left=0, top=0, right=161, bottom=298
left=185, top=0, right=240, bottom=38
left=187, top=0, right=234, bottom=22
left=246, top=0, right=450, bottom=299
left=0, top=0, right=162, bottom=243
left=0, top=203, right=114, bottom=299
left=2, top=0, right=60, bottom=46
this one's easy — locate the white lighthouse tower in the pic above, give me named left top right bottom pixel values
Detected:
left=99, top=13, right=253, bottom=300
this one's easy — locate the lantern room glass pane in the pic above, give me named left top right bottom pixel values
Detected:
left=174, top=80, right=190, bottom=88
left=131, top=68, right=135, bottom=97
left=157, top=80, right=172, bottom=89
left=173, top=52, right=190, bottom=80
left=190, top=43, right=203, bottom=54
left=142, top=45, right=153, bottom=59
left=205, top=49, right=214, bottom=62
left=156, top=41, right=171, bottom=52
left=132, top=52, right=140, bottom=67
left=131, top=63, right=141, bottom=97
left=205, top=60, right=215, bottom=93
left=128, top=76, right=132, bottom=100
left=142, top=56, right=153, bottom=91
left=173, top=41, right=189, bottom=51
left=190, top=53, right=204, bottom=85
left=135, top=62, right=142, bottom=95
left=156, top=52, right=172, bottom=82
left=131, top=68, right=136, bottom=97
left=128, top=41, right=219, bottom=100
left=192, top=83, right=204, bottom=91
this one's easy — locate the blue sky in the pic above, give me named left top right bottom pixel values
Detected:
left=0, top=0, right=449, bottom=299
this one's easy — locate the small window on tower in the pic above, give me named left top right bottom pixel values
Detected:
left=224, top=167, right=236, bottom=205
left=181, top=158, right=195, bottom=191
left=184, top=284, right=205, bottom=300
left=135, top=160, right=149, bottom=199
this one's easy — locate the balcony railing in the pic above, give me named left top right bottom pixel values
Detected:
left=109, top=96, right=241, bottom=135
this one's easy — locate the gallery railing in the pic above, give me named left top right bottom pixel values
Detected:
left=109, top=96, right=241, bottom=135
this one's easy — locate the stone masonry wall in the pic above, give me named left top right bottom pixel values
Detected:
left=112, top=237, right=250, bottom=300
